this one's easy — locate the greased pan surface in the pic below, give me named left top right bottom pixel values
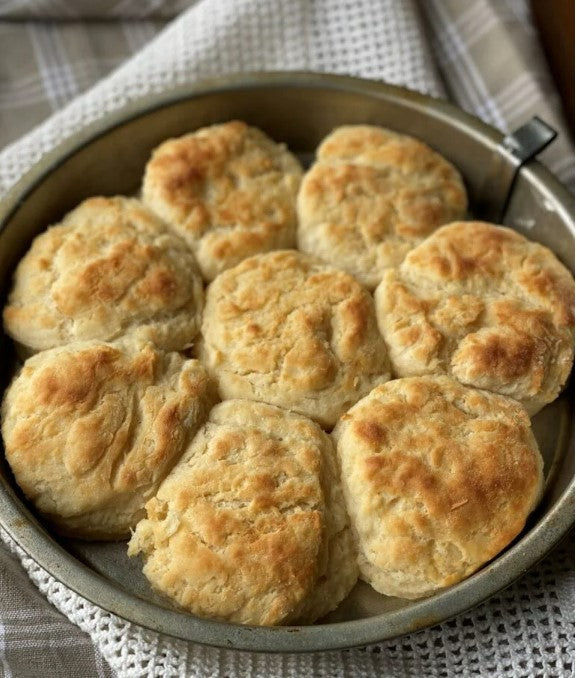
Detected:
left=0, top=73, right=573, bottom=652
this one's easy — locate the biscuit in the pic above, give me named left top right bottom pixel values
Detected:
left=128, top=400, right=358, bottom=626
left=141, top=121, right=303, bottom=281
left=2, top=196, right=204, bottom=355
left=297, top=125, right=467, bottom=289
left=197, top=250, right=391, bottom=428
left=374, top=221, right=575, bottom=415
left=1, top=342, right=217, bottom=540
left=332, top=376, right=544, bottom=599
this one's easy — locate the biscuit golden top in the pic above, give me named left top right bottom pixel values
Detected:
left=333, top=376, right=543, bottom=599
left=1, top=342, right=217, bottom=539
left=375, top=221, right=575, bottom=414
left=2, top=196, right=204, bottom=354
left=297, top=125, right=467, bottom=288
left=142, top=121, right=303, bottom=281
left=128, top=400, right=354, bottom=625
left=198, top=250, right=391, bottom=427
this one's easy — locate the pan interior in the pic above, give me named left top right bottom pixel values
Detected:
left=0, top=76, right=573, bottom=649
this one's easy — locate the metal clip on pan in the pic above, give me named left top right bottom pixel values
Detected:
left=479, top=116, right=557, bottom=223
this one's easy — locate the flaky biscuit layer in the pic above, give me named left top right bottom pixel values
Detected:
left=333, top=376, right=544, bottom=599
left=129, top=400, right=358, bottom=625
left=142, top=121, right=303, bottom=281
left=297, top=125, right=467, bottom=289
left=375, top=221, right=575, bottom=414
left=1, top=341, right=217, bottom=539
left=198, top=250, right=391, bottom=428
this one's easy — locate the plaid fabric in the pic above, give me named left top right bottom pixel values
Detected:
left=419, top=0, right=574, bottom=186
left=0, top=18, right=168, bottom=148
left=0, top=544, right=114, bottom=678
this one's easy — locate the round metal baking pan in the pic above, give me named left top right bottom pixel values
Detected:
left=0, top=72, right=573, bottom=653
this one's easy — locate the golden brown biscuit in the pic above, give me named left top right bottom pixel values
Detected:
left=333, top=376, right=544, bottom=599
left=128, top=400, right=358, bottom=626
left=197, top=250, right=391, bottom=428
left=1, top=342, right=217, bottom=539
left=297, top=125, right=467, bottom=289
left=141, top=121, right=303, bottom=281
left=374, top=221, right=575, bottom=415
left=2, top=196, right=204, bottom=355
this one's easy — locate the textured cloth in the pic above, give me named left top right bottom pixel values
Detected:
left=0, top=1, right=574, bottom=677
left=0, top=0, right=445, bottom=184
left=0, top=0, right=573, bottom=185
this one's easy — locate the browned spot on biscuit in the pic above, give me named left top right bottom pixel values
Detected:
left=354, top=420, right=388, bottom=448
left=36, top=347, right=117, bottom=408
left=464, top=331, right=544, bottom=385
left=139, top=268, right=178, bottom=301
left=485, top=334, right=538, bottom=378
left=165, top=159, right=209, bottom=194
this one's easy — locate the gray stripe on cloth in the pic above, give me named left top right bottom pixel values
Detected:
left=28, top=22, right=81, bottom=110
left=419, top=0, right=574, bottom=187
left=0, top=619, right=14, bottom=678
left=423, top=0, right=508, bottom=129
left=0, top=540, right=115, bottom=677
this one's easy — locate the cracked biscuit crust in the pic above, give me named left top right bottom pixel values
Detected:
left=2, top=196, right=204, bottom=354
left=128, top=400, right=358, bottom=626
left=333, top=376, right=543, bottom=599
left=374, top=221, right=575, bottom=415
left=1, top=342, right=217, bottom=540
left=197, top=250, right=391, bottom=428
left=297, top=125, right=467, bottom=289
left=142, top=120, right=303, bottom=281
